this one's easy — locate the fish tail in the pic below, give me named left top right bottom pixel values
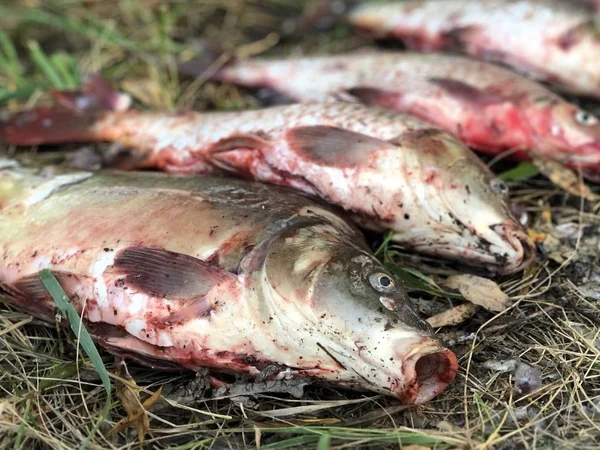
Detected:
left=0, top=74, right=131, bottom=146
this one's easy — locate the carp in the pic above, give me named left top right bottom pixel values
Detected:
left=348, top=0, right=600, bottom=98
left=0, top=75, right=534, bottom=274
left=202, top=50, right=600, bottom=176
left=0, top=164, right=457, bottom=404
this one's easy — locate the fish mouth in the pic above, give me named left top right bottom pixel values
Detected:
left=489, top=221, right=535, bottom=274
left=396, top=342, right=458, bottom=405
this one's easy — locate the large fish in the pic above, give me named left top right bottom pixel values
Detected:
left=0, top=76, right=534, bottom=274
left=0, top=164, right=457, bottom=404
left=348, top=0, right=600, bottom=98
left=204, top=50, right=600, bottom=175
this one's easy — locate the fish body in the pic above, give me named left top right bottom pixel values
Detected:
left=348, top=0, right=600, bottom=98
left=0, top=165, right=457, bottom=404
left=209, top=50, right=600, bottom=173
left=0, top=76, right=534, bottom=274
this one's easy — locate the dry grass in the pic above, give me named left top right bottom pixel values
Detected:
left=1, top=1, right=600, bottom=449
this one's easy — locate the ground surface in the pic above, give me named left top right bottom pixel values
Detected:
left=1, top=1, right=600, bottom=449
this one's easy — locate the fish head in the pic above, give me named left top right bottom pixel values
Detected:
left=525, top=97, right=600, bottom=168
left=259, top=218, right=457, bottom=404
left=390, top=129, right=534, bottom=274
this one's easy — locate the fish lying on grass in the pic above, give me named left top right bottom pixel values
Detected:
left=348, top=0, right=600, bottom=98
left=0, top=165, right=457, bottom=404
left=199, top=50, right=600, bottom=176
left=0, top=75, right=534, bottom=274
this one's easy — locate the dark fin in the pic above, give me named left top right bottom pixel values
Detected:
left=286, top=126, right=396, bottom=167
left=210, top=134, right=269, bottom=154
left=1, top=272, right=82, bottom=321
left=428, top=78, right=503, bottom=107
left=440, top=25, right=483, bottom=49
left=209, top=134, right=270, bottom=174
left=0, top=74, right=129, bottom=147
left=112, top=247, right=231, bottom=300
left=0, top=106, right=100, bottom=146
left=345, top=87, right=401, bottom=109
left=13, top=271, right=83, bottom=301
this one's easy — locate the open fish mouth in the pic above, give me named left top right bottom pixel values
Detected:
left=490, top=222, right=535, bottom=274
left=396, top=342, right=458, bottom=405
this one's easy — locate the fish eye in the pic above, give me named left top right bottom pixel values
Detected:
left=368, top=272, right=395, bottom=293
left=575, top=110, right=598, bottom=126
left=490, top=178, right=508, bottom=195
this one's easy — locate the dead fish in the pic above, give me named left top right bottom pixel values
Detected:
left=347, top=0, right=600, bottom=98
left=205, top=50, right=600, bottom=175
left=0, top=164, right=457, bottom=404
left=0, top=75, right=534, bottom=274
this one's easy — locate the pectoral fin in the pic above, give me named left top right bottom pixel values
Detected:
left=112, top=247, right=232, bottom=300
left=286, top=126, right=396, bottom=167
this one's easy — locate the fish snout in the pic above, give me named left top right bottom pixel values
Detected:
left=490, top=221, right=535, bottom=274
left=394, top=339, right=458, bottom=405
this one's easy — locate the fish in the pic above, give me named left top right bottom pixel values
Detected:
left=347, top=0, right=600, bottom=98
left=203, top=50, right=600, bottom=175
left=0, top=164, right=457, bottom=404
left=0, top=75, right=535, bottom=274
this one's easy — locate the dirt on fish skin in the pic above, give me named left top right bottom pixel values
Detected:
left=0, top=164, right=457, bottom=404
left=348, top=0, right=600, bottom=98
left=0, top=76, right=534, bottom=274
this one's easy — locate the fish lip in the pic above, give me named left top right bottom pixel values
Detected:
left=490, top=221, right=535, bottom=274
left=395, top=342, right=458, bottom=405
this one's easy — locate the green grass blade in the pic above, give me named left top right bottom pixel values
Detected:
left=38, top=269, right=111, bottom=395
left=498, top=162, right=539, bottom=182
left=316, top=433, right=331, bottom=450
left=27, top=41, right=65, bottom=89
left=262, top=436, right=319, bottom=449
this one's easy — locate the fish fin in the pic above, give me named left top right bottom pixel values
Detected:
left=0, top=74, right=129, bottom=147
left=286, top=126, right=395, bottom=166
left=211, top=134, right=269, bottom=153
left=0, top=106, right=103, bottom=146
left=428, top=78, right=504, bottom=107
left=345, top=87, right=401, bottom=109
left=209, top=134, right=270, bottom=174
left=1, top=272, right=82, bottom=321
left=111, top=247, right=231, bottom=300
left=440, top=25, right=484, bottom=49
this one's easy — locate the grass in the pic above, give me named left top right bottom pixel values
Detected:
left=1, top=0, right=600, bottom=449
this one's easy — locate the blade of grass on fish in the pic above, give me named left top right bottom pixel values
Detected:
left=39, top=269, right=111, bottom=395
left=374, top=230, right=395, bottom=257
left=27, top=41, right=66, bottom=89
left=39, top=269, right=112, bottom=450
left=498, top=162, right=539, bottom=182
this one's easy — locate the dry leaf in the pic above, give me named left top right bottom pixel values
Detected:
left=531, top=154, right=599, bottom=201
left=444, top=274, right=509, bottom=312
left=108, top=377, right=162, bottom=448
left=402, top=446, right=432, bottom=450
left=427, top=303, right=478, bottom=327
